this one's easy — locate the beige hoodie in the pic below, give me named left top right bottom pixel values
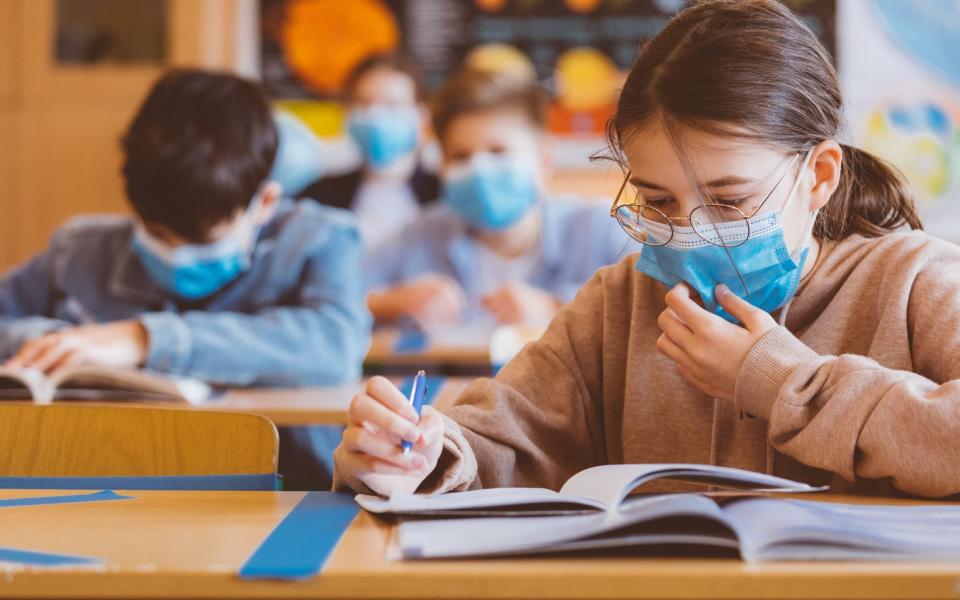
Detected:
left=335, top=231, right=960, bottom=499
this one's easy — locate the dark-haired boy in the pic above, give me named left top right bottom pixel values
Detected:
left=1, top=68, right=370, bottom=383
left=0, top=69, right=370, bottom=486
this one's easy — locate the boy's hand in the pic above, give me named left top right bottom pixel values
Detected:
left=369, top=274, right=467, bottom=328
left=6, top=321, right=149, bottom=374
left=656, top=283, right=777, bottom=401
left=481, top=282, right=561, bottom=326
left=337, top=376, right=445, bottom=497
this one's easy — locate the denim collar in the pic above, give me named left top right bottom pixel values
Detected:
left=107, top=238, right=169, bottom=305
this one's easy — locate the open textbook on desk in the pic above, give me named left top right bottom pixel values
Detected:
left=359, top=463, right=960, bottom=562
left=0, top=365, right=211, bottom=405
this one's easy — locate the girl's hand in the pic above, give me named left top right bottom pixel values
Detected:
left=336, top=376, right=445, bottom=497
left=656, top=283, right=777, bottom=401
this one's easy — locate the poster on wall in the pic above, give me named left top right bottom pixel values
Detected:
left=839, top=0, right=960, bottom=242
left=259, top=0, right=835, bottom=146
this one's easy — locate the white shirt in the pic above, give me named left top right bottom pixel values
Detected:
left=352, top=179, right=421, bottom=250
left=472, top=240, right=542, bottom=299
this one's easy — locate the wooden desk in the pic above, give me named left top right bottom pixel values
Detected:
left=365, top=328, right=493, bottom=376
left=207, top=377, right=470, bottom=426
left=39, top=378, right=472, bottom=427
left=365, top=325, right=545, bottom=377
left=1, top=490, right=959, bottom=599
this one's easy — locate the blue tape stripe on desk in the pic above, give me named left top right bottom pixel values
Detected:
left=238, top=491, right=358, bottom=580
left=0, top=546, right=103, bottom=567
left=0, top=489, right=131, bottom=508
left=0, top=474, right=279, bottom=491
left=392, top=330, right=428, bottom=354
left=398, top=375, right=446, bottom=406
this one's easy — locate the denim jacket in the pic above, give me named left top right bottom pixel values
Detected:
left=365, top=197, right=632, bottom=316
left=0, top=199, right=372, bottom=387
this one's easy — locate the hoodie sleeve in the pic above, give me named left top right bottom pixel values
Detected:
left=734, top=243, right=960, bottom=499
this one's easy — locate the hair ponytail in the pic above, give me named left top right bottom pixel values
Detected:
left=814, top=145, right=923, bottom=240
left=609, top=0, right=924, bottom=242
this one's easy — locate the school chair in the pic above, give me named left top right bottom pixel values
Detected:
left=0, top=404, right=279, bottom=490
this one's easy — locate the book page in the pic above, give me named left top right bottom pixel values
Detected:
left=724, top=498, right=960, bottom=563
left=48, top=367, right=211, bottom=405
left=558, top=464, right=823, bottom=510
left=396, top=494, right=728, bottom=559
left=0, top=367, right=49, bottom=403
left=356, top=486, right=607, bottom=516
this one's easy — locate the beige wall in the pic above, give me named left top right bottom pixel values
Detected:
left=1, top=0, right=19, bottom=269
left=0, top=0, right=244, bottom=272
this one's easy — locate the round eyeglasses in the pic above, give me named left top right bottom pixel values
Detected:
left=609, top=153, right=802, bottom=248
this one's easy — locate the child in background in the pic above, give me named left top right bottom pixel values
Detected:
left=300, top=54, right=439, bottom=250
left=0, top=69, right=371, bottom=489
left=366, top=68, right=627, bottom=330
left=335, top=0, right=960, bottom=500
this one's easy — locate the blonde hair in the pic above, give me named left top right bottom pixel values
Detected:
left=430, top=68, right=547, bottom=141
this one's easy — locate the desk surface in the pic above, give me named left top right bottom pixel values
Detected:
left=45, top=378, right=471, bottom=427
left=210, top=377, right=470, bottom=426
left=365, top=328, right=493, bottom=373
left=0, top=490, right=959, bottom=599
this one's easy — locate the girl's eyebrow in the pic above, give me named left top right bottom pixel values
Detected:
left=629, top=175, right=757, bottom=190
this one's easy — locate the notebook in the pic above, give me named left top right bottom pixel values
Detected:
left=357, top=463, right=824, bottom=517
left=393, top=494, right=960, bottom=563
left=360, top=464, right=960, bottom=563
left=0, top=366, right=211, bottom=405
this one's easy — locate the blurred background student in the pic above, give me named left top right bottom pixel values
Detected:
left=365, top=68, right=628, bottom=331
left=299, top=54, right=440, bottom=250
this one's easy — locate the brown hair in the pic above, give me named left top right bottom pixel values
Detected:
left=606, top=0, right=922, bottom=240
left=430, top=68, right=548, bottom=142
left=344, top=54, right=426, bottom=103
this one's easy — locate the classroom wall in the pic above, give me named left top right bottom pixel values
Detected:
left=2, top=0, right=956, bottom=273
left=0, top=0, right=249, bottom=272
left=0, top=0, right=19, bottom=269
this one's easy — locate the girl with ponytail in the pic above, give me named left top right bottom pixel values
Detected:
left=335, top=0, right=960, bottom=500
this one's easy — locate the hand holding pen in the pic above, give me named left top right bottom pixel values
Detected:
left=338, top=374, right=445, bottom=498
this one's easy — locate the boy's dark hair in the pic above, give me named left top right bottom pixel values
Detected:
left=121, top=69, right=278, bottom=242
left=343, top=54, right=426, bottom=103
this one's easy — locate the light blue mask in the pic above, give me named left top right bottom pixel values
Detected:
left=635, top=155, right=815, bottom=321
left=347, top=105, right=420, bottom=170
left=442, top=153, right=538, bottom=231
left=269, top=111, right=324, bottom=197
left=132, top=195, right=263, bottom=300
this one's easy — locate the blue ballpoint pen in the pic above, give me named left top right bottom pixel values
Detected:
left=401, top=370, right=428, bottom=454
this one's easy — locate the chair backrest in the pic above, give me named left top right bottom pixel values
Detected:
left=0, top=404, right=278, bottom=479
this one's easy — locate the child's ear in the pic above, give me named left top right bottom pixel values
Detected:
left=809, top=140, right=842, bottom=211
left=255, top=181, right=283, bottom=224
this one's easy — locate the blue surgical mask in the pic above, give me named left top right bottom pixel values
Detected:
left=347, top=105, right=420, bottom=170
left=635, top=153, right=815, bottom=321
left=441, top=152, right=538, bottom=231
left=132, top=194, right=264, bottom=300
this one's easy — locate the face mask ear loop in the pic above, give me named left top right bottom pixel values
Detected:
left=778, top=150, right=813, bottom=215
left=780, top=150, right=817, bottom=259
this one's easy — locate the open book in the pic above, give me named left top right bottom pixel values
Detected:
left=358, top=464, right=825, bottom=517
left=0, top=366, right=211, bottom=405
left=360, top=464, right=960, bottom=563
